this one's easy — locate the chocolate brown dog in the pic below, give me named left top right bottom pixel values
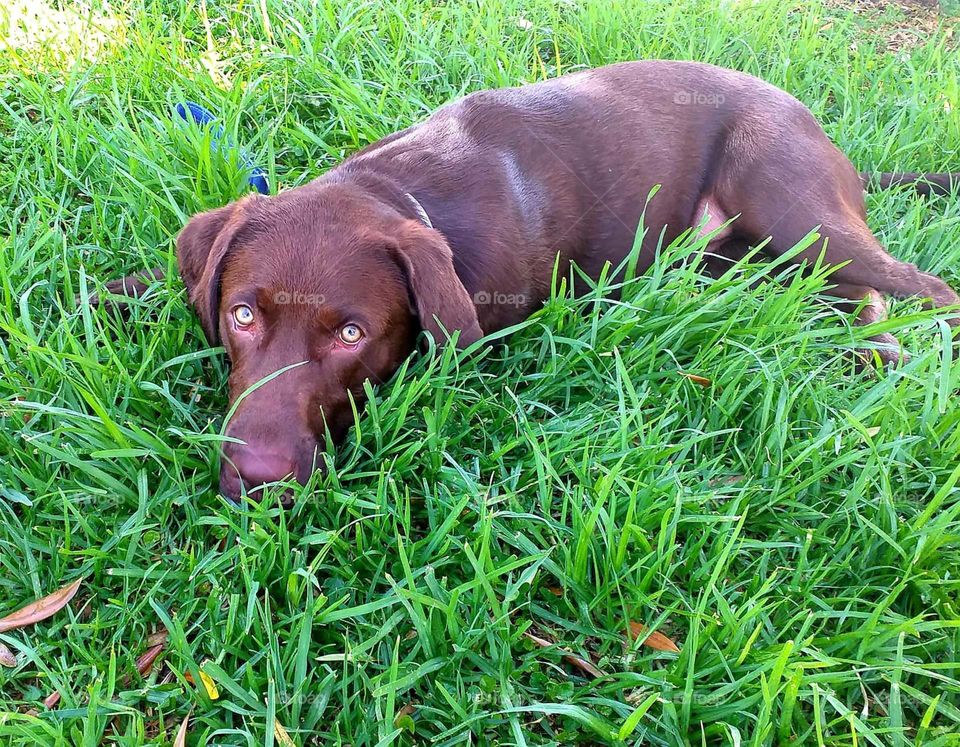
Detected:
left=103, top=61, right=960, bottom=500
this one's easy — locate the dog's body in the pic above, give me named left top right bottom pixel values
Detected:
left=337, top=61, right=957, bottom=328
left=107, top=61, right=959, bottom=500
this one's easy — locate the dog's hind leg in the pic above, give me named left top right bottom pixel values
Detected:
left=826, top=282, right=905, bottom=366
left=768, top=211, right=958, bottom=326
left=715, top=118, right=960, bottom=337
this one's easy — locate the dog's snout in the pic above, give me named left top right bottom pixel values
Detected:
left=223, top=441, right=297, bottom=496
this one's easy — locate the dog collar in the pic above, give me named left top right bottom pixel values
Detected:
left=404, top=192, right=433, bottom=229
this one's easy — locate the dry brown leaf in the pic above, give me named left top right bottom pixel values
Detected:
left=146, top=630, right=168, bottom=648
left=0, top=642, right=16, bottom=667
left=627, top=622, right=681, bottom=653
left=0, top=578, right=83, bottom=633
left=679, top=372, right=711, bottom=387
left=43, top=691, right=61, bottom=709
left=546, top=586, right=564, bottom=597
left=134, top=643, right=164, bottom=679
left=524, top=631, right=604, bottom=678
left=173, top=709, right=192, bottom=747
left=394, top=703, right=416, bottom=731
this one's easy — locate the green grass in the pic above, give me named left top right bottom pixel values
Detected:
left=1, top=0, right=960, bottom=744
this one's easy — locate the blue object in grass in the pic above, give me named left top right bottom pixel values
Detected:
left=175, top=101, right=270, bottom=195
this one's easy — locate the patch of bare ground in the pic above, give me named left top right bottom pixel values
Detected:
left=823, top=0, right=957, bottom=52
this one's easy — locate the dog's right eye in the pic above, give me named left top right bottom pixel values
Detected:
left=233, top=304, right=255, bottom=327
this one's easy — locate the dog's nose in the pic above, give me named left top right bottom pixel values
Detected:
left=226, top=445, right=297, bottom=492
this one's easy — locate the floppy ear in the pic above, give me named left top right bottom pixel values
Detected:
left=392, top=220, right=484, bottom=349
left=177, top=196, right=257, bottom=344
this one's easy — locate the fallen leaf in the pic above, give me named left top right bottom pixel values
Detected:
left=546, top=586, right=564, bottom=597
left=0, top=642, right=15, bottom=667
left=43, top=691, right=61, bottom=709
left=198, top=665, right=219, bottom=700
left=146, top=630, right=169, bottom=648
left=678, top=372, right=711, bottom=387
left=273, top=719, right=296, bottom=746
left=0, top=578, right=83, bottom=633
left=524, top=631, right=604, bottom=678
left=627, top=622, right=681, bottom=653
left=173, top=709, right=192, bottom=747
left=134, top=644, right=164, bottom=678
left=394, top=703, right=416, bottom=732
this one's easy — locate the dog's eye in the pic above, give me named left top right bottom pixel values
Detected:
left=233, top=304, right=255, bottom=327
left=339, top=323, right=364, bottom=345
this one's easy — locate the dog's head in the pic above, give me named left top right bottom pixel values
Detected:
left=177, top=184, right=482, bottom=501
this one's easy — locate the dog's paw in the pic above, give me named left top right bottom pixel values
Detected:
left=854, top=332, right=908, bottom=372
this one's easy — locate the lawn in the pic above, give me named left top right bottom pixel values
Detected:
left=1, top=0, right=960, bottom=744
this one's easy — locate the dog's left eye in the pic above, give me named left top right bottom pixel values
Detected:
left=339, top=323, right=364, bottom=345
left=233, top=305, right=255, bottom=327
